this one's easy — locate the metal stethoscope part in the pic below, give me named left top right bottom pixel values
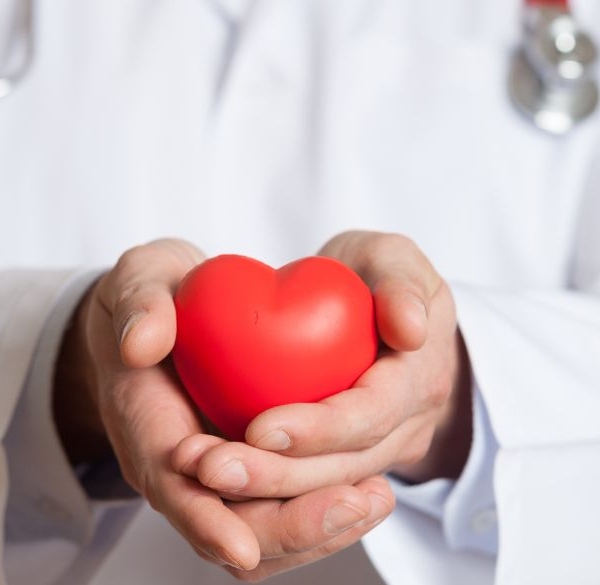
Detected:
left=0, top=0, right=33, bottom=100
left=509, top=1, right=599, bottom=134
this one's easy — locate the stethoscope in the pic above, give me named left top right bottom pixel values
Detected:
left=0, top=0, right=598, bottom=135
left=0, top=0, right=33, bottom=100
left=509, top=0, right=599, bottom=134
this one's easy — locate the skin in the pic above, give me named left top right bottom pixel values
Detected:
left=53, top=231, right=472, bottom=582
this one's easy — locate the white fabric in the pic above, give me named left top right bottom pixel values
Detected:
left=0, top=271, right=83, bottom=585
left=387, top=387, right=499, bottom=556
left=443, top=387, right=498, bottom=556
left=0, top=0, right=29, bottom=78
left=1, top=0, right=600, bottom=584
left=2, top=271, right=105, bottom=585
left=362, top=387, right=500, bottom=584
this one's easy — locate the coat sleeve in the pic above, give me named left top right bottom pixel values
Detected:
left=447, top=145, right=600, bottom=583
left=0, top=270, right=102, bottom=585
left=364, top=141, right=600, bottom=585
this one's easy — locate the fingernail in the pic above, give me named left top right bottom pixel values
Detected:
left=210, top=547, right=245, bottom=570
left=365, top=492, right=392, bottom=528
left=323, top=502, right=368, bottom=535
left=120, top=310, right=148, bottom=345
left=207, top=459, right=249, bottom=491
left=178, top=456, right=199, bottom=477
left=254, top=429, right=291, bottom=452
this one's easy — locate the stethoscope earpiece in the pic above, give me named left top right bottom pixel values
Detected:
left=509, top=2, right=599, bottom=135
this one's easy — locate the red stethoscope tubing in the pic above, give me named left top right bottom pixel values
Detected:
left=525, top=0, right=568, bottom=6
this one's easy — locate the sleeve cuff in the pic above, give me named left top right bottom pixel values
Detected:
left=442, top=385, right=498, bottom=555
left=388, top=383, right=499, bottom=556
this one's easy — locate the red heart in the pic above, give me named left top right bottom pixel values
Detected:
left=172, top=255, right=378, bottom=440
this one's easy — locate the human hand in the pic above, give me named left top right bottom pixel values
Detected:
left=174, top=231, right=472, bottom=503
left=53, top=238, right=395, bottom=578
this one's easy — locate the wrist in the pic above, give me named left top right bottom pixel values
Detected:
left=52, top=283, right=112, bottom=465
left=392, top=331, right=473, bottom=483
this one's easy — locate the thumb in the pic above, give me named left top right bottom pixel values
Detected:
left=319, top=231, right=441, bottom=352
left=371, top=276, right=431, bottom=351
left=96, top=238, right=205, bottom=368
left=355, top=234, right=441, bottom=351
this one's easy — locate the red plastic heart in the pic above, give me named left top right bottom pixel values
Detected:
left=172, top=255, right=378, bottom=440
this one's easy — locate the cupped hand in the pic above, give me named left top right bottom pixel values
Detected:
left=173, top=231, right=472, bottom=501
left=53, top=238, right=395, bottom=578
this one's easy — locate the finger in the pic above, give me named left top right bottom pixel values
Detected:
left=247, top=282, right=457, bottom=457
left=229, top=476, right=393, bottom=557
left=172, top=436, right=252, bottom=503
left=95, top=238, right=204, bottom=368
left=97, top=362, right=260, bottom=569
left=355, top=234, right=442, bottom=351
left=372, top=276, right=430, bottom=351
left=151, top=471, right=260, bottom=570
left=246, top=352, right=422, bottom=457
left=172, top=434, right=228, bottom=479
left=193, top=417, right=430, bottom=498
left=225, top=476, right=394, bottom=581
left=320, top=231, right=442, bottom=351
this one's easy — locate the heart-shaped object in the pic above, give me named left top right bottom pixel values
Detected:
left=172, top=254, right=378, bottom=440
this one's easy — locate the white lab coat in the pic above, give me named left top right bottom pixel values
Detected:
left=1, top=0, right=600, bottom=584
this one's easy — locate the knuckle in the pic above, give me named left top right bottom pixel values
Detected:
left=341, top=463, right=362, bottom=486
left=361, top=423, right=391, bottom=450
left=366, top=233, right=415, bottom=261
left=354, top=401, right=397, bottom=449
left=271, top=501, right=307, bottom=555
left=278, top=521, right=304, bottom=555
left=359, top=233, right=425, bottom=285
left=151, top=238, right=204, bottom=268
left=116, top=281, right=145, bottom=308
left=325, top=399, right=391, bottom=451
left=260, top=474, right=286, bottom=499
left=115, top=245, right=153, bottom=275
left=325, top=457, right=363, bottom=487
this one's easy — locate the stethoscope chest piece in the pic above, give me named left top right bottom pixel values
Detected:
left=509, top=6, right=599, bottom=135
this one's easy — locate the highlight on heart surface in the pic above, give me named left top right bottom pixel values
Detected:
left=172, top=254, right=378, bottom=440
